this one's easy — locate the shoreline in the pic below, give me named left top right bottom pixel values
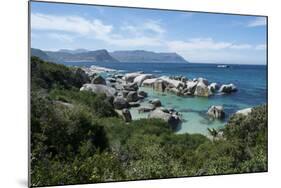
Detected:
left=80, top=64, right=263, bottom=136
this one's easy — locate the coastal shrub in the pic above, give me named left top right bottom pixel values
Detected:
left=31, top=56, right=89, bottom=90
left=49, top=89, right=117, bottom=118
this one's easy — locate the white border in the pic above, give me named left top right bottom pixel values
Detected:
left=1, top=0, right=280, bottom=188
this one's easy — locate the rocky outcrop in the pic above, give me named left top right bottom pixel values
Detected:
left=91, top=75, right=106, bottom=85
left=160, top=76, right=184, bottom=88
left=142, top=78, right=160, bottom=87
left=219, top=84, right=237, bottom=93
left=126, top=91, right=139, bottom=102
left=113, top=96, right=129, bottom=109
left=207, top=105, right=225, bottom=119
left=153, top=80, right=167, bottom=92
left=208, top=83, right=219, bottom=93
left=134, top=74, right=155, bottom=86
left=123, top=82, right=139, bottom=91
left=194, top=80, right=212, bottom=97
left=236, top=108, right=252, bottom=116
left=124, top=71, right=144, bottom=83
left=80, top=84, right=116, bottom=97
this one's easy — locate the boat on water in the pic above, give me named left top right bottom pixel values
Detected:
left=217, top=65, right=230, bottom=68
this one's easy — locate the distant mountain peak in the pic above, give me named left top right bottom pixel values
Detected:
left=31, top=48, right=189, bottom=64
left=110, top=50, right=188, bottom=63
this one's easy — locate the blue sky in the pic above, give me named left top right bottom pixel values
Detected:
left=30, top=2, right=267, bottom=64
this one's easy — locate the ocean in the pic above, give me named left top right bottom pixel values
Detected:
left=62, top=61, right=267, bottom=135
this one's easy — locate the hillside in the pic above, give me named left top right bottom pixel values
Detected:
left=110, top=50, right=188, bottom=63
left=31, top=48, right=50, bottom=61
left=45, top=49, right=119, bottom=63
left=31, top=48, right=188, bottom=63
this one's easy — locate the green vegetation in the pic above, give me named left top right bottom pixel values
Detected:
left=30, top=57, right=267, bottom=187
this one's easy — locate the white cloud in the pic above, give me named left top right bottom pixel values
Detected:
left=248, top=17, right=267, bottom=27
left=255, top=44, right=267, bottom=50
left=31, top=13, right=112, bottom=37
left=230, top=44, right=252, bottom=49
left=166, top=38, right=266, bottom=63
left=47, top=33, right=74, bottom=42
left=31, top=13, right=164, bottom=48
left=166, top=38, right=256, bottom=51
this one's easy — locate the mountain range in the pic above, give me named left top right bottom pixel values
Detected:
left=31, top=48, right=188, bottom=63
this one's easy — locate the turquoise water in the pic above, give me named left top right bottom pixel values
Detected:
left=130, top=87, right=248, bottom=135
left=62, top=62, right=267, bottom=135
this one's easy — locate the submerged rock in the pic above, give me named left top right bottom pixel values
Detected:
left=80, top=84, right=116, bottom=97
left=207, top=105, right=225, bottom=119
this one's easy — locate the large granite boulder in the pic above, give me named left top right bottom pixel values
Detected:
left=126, top=91, right=139, bottom=102
left=207, top=105, right=225, bottom=119
left=123, top=82, right=139, bottom=91
left=142, top=78, right=159, bottom=87
left=219, top=84, right=237, bottom=93
left=194, top=81, right=211, bottom=97
left=208, top=82, right=219, bottom=93
left=80, top=84, right=116, bottom=97
left=160, top=76, right=184, bottom=88
left=166, top=87, right=181, bottom=96
left=148, top=109, right=181, bottom=130
left=122, top=108, right=132, bottom=122
left=133, top=74, right=155, bottom=86
left=124, top=71, right=144, bottom=83
left=153, top=79, right=167, bottom=92
left=197, top=77, right=209, bottom=85
left=113, top=96, right=129, bottom=109
left=91, top=75, right=106, bottom=85
left=184, top=81, right=198, bottom=95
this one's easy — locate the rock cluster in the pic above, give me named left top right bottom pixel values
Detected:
left=80, top=68, right=238, bottom=125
